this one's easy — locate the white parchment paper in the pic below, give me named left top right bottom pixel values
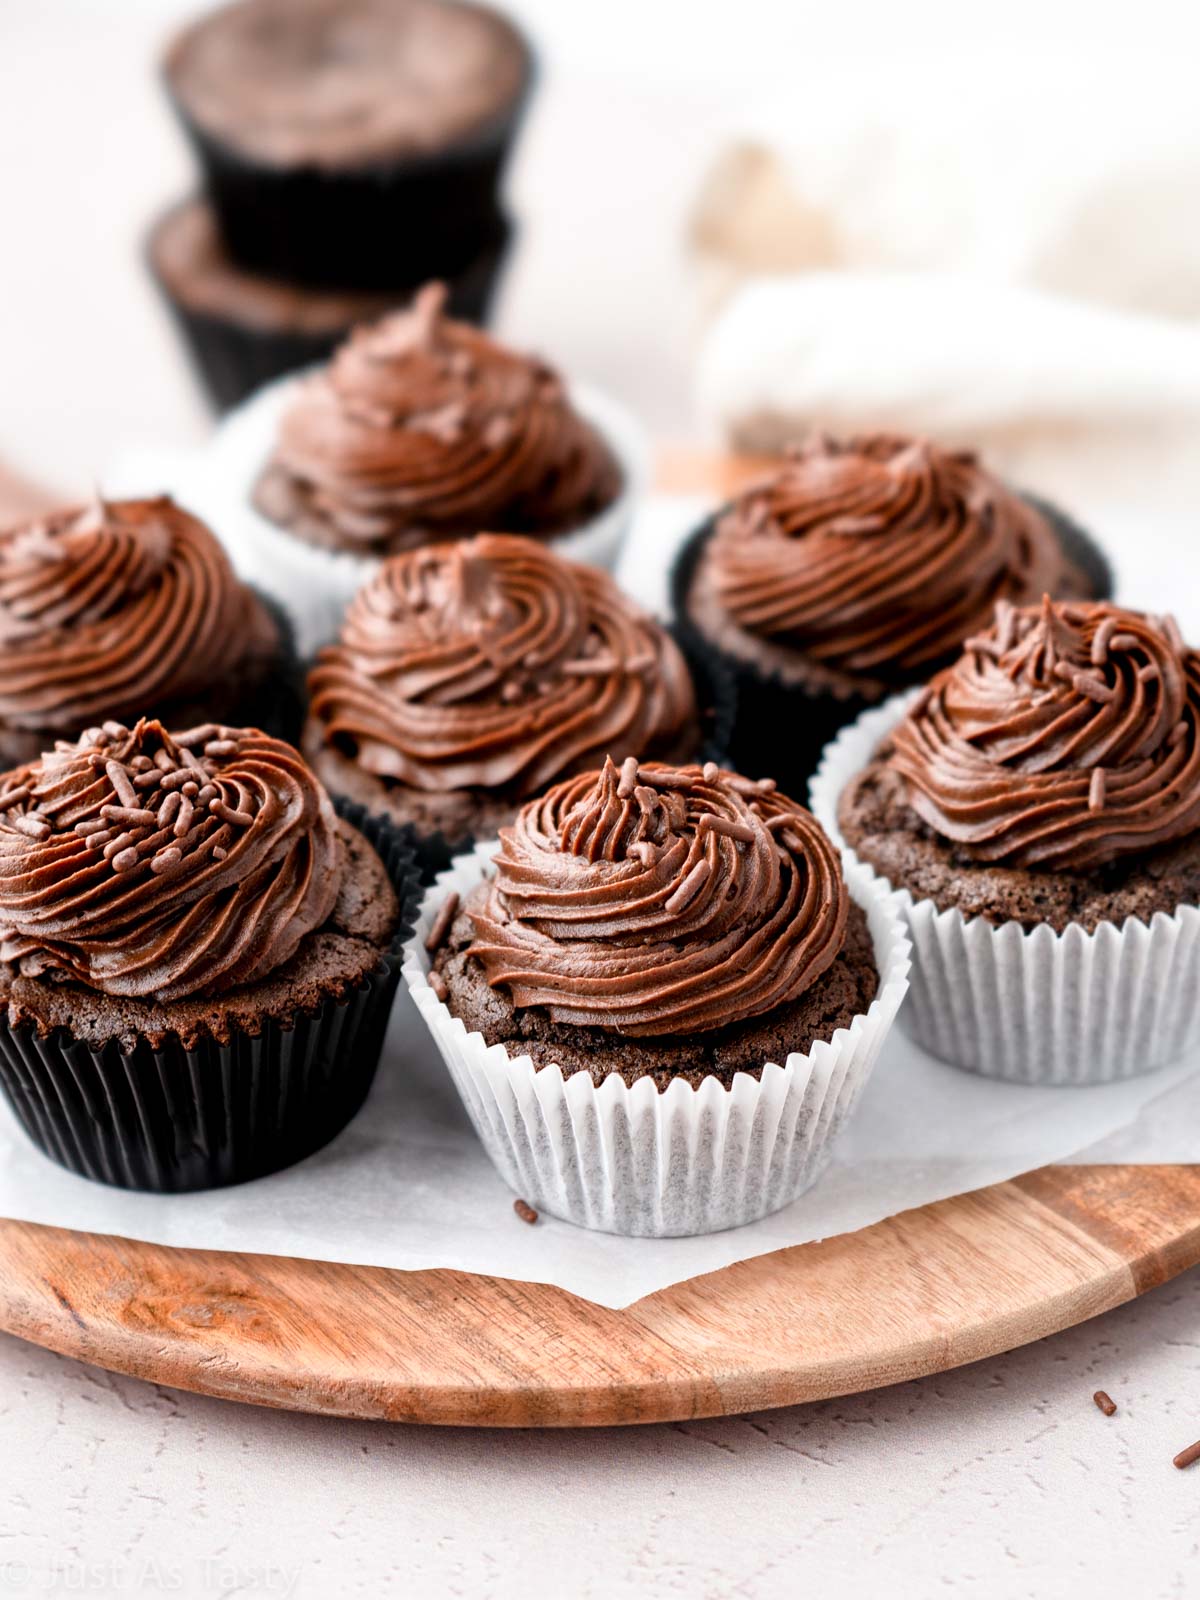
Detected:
left=1, top=489, right=1194, bottom=1308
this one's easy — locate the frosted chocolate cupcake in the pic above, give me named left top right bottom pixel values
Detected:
left=673, top=432, right=1110, bottom=794
left=148, top=197, right=511, bottom=412
left=0, top=718, right=417, bottom=1189
left=0, top=495, right=299, bottom=764
left=405, top=758, right=910, bottom=1234
left=814, top=598, right=1200, bottom=1083
left=304, top=533, right=720, bottom=871
left=206, top=282, right=639, bottom=652
left=254, top=284, right=620, bottom=554
left=163, top=0, right=532, bottom=289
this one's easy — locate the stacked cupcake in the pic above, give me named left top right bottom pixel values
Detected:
left=150, top=0, right=532, bottom=409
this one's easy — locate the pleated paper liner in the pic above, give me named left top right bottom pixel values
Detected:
left=315, top=619, right=741, bottom=884
left=0, top=801, right=420, bottom=1192
left=669, top=498, right=1113, bottom=797
left=403, top=843, right=910, bottom=1236
left=162, top=14, right=535, bottom=291
left=148, top=202, right=513, bottom=414
left=810, top=692, right=1200, bottom=1084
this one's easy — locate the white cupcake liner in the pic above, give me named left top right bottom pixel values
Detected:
left=402, top=841, right=910, bottom=1237
left=186, top=372, right=648, bottom=656
left=810, top=691, right=1200, bottom=1085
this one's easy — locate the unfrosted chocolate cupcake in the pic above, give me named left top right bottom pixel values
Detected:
left=673, top=432, right=1110, bottom=794
left=163, top=0, right=531, bottom=289
left=304, top=533, right=726, bottom=870
left=0, top=496, right=300, bottom=765
left=253, top=283, right=620, bottom=556
left=819, top=598, right=1200, bottom=1083
left=148, top=197, right=511, bottom=412
left=0, top=719, right=417, bottom=1188
left=838, top=599, right=1200, bottom=933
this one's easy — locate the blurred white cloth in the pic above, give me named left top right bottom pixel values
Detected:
left=689, top=64, right=1200, bottom=627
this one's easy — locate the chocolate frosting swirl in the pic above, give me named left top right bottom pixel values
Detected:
left=308, top=533, right=697, bottom=794
left=0, top=720, right=342, bottom=1000
left=702, top=433, right=1076, bottom=682
left=259, top=284, right=620, bottom=552
left=887, top=599, right=1200, bottom=869
left=466, top=757, right=849, bottom=1036
left=0, top=496, right=275, bottom=735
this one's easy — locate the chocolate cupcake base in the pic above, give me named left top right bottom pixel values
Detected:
left=149, top=200, right=512, bottom=413
left=0, top=802, right=419, bottom=1191
left=670, top=501, right=1113, bottom=798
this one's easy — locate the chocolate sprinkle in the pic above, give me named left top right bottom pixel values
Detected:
left=512, top=1198, right=539, bottom=1225
left=1093, top=1390, right=1117, bottom=1417
left=1173, top=1440, right=1200, bottom=1471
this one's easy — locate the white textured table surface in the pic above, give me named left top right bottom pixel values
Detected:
left=2, top=1266, right=1199, bottom=1598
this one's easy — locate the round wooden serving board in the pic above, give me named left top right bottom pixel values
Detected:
left=0, top=1166, right=1198, bottom=1426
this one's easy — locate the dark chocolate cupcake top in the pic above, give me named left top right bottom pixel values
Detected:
left=693, top=433, right=1082, bottom=690
left=466, top=757, right=848, bottom=1036
left=308, top=533, right=696, bottom=795
left=164, top=0, right=529, bottom=169
left=0, top=720, right=343, bottom=999
left=254, top=284, right=620, bottom=553
left=886, top=598, right=1200, bottom=870
left=0, top=496, right=277, bottom=737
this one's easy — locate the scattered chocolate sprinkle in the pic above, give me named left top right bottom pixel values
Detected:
left=111, top=846, right=140, bottom=873
left=561, top=655, right=618, bottom=676
left=513, top=1198, right=539, bottom=1225
left=101, top=805, right=158, bottom=827
left=699, top=813, right=757, bottom=843
left=103, top=830, right=139, bottom=859
left=665, top=857, right=711, bottom=914
left=425, top=891, right=460, bottom=953
left=702, top=761, right=720, bottom=783
left=1173, top=1439, right=1200, bottom=1470
left=1110, top=632, right=1139, bottom=652
left=210, top=799, right=254, bottom=828
left=173, top=795, right=194, bottom=838
left=150, top=846, right=182, bottom=874
left=1072, top=671, right=1116, bottom=704
left=0, top=786, right=30, bottom=812
left=1093, top=1390, right=1117, bottom=1417
left=1088, top=769, right=1107, bottom=813
left=204, top=739, right=239, bottom=757
left=427, top=970, right=449, bottom=1002
left=211, top=845, right=228, bottom=861
left=1091, top=617, right=1117, bottom=665
left=74, top=818, right=108, bottom=836
left=617, top=756, right=640, bottom=799
left=170, top=723, right=221, bottom=748
left=105, top=760, right=138, bottom=808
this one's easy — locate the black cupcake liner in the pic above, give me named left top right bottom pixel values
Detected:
left=237, top=589, right=307, bottom=744
left=348, top=619, right=741, bottom=884
left=150, top=213, right=512, bottom=414
left=669, top=497, right=1114, bottom=801
left=164, top=40, right=534, bottom=291
left=0, top=801, right=421, bottom=1192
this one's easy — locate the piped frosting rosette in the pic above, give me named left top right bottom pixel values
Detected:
left=0, top=719, right=342, bottom=1000
left=404, top=759, right=909, bottom=1236
left=190, top=287, right=647, bottom=654
left=261, top=283, right=619, bottom=548
left=696, top=432, right=1084, bottom=692
left=307, top=533, right=698, bottom=797
left=811, top=598, right=1200, bottom=1083
left=0, top=496, right=276, bottom=744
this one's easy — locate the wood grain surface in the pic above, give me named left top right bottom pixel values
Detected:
left=1, top=1166, right=1198, bottom=1426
